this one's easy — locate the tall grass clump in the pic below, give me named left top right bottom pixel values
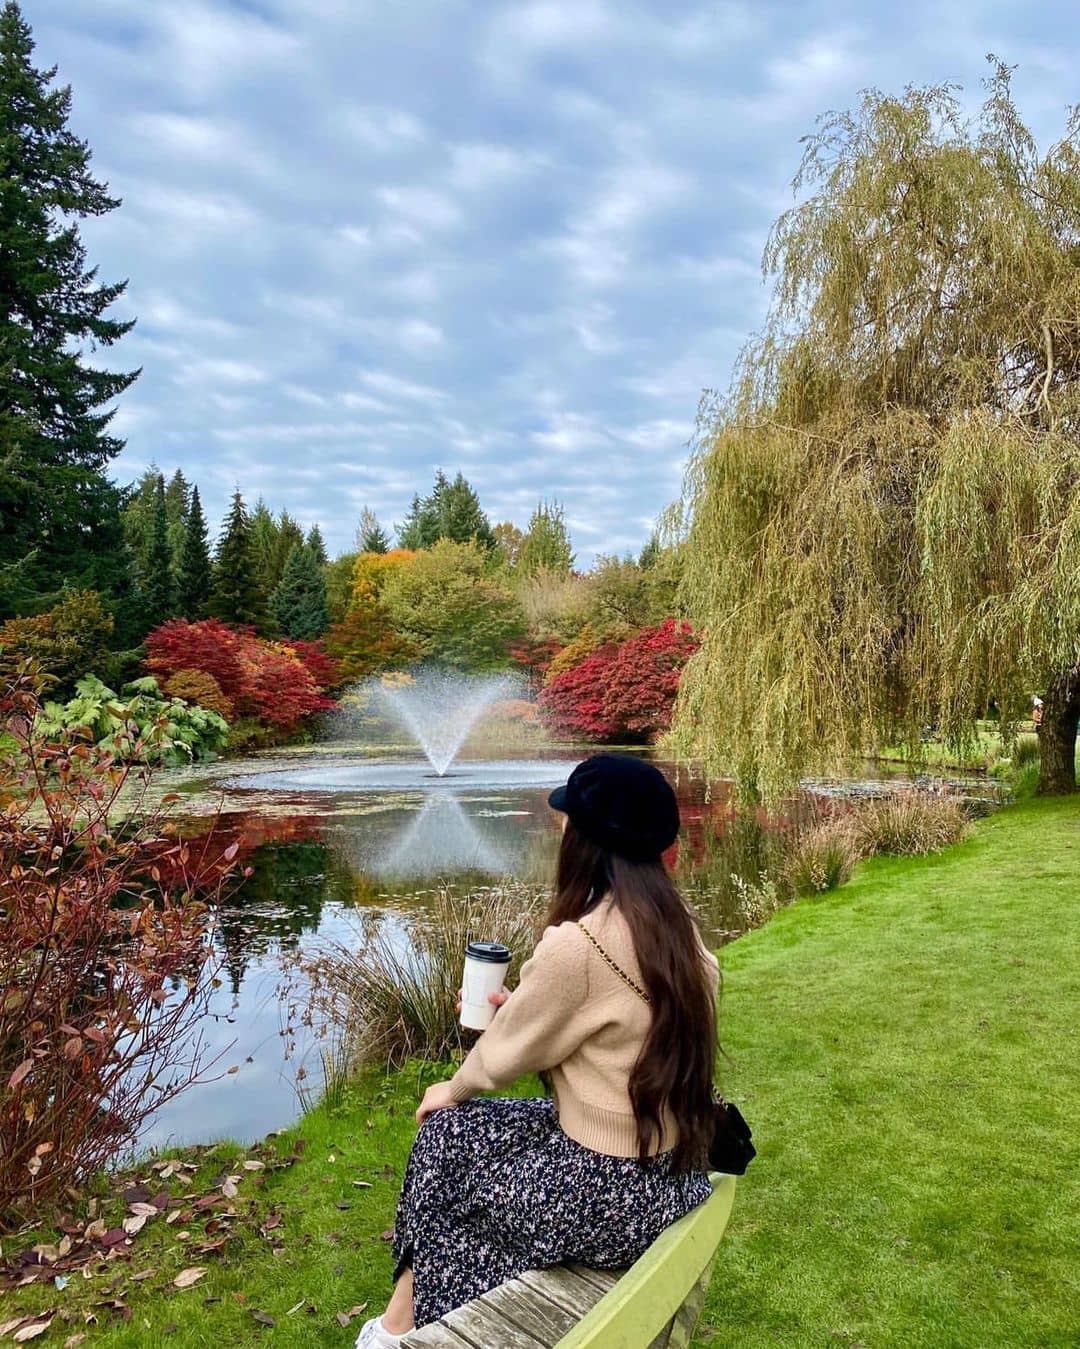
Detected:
left=851, top=792, right=972, bottom=857
left=1011, top=734, right=1041, bottom=769
left=783, top=818, right=860, bottom=895
left=306, top=883, right=546, bottom=1070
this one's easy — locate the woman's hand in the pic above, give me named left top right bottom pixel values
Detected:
left=455, top=988, right=510, bottom=1015
left=416, top=1080, right=459, bottom=1124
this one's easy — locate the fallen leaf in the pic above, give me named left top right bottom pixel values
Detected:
left=251, top=1310, right=276, bottom=1328
left=121, top=1215, right=146, bottom=1236
left=220, top=1177, right=239, bottom=1199
left=0, top=1321, right=26, bottom=1338
left=14, top=1322, right=53, bottom=1342
left=335, top=1304, right=368, bottom=1328
left=131, top=1269, right=156, bottom=1283
left=129, top=1202, right=159, bottom=1218
left=172, top=1267, right=207, bottom=1289
left=165, top=1210, right=183, bottom=1226
left=242, top=1161, right=264, bottom=1172
left=64, top=1336, right=87, bottom=1348
left=84, top=1219, right=106, bottom=1241
left=379, top=1230, right=394, bottom=1242
left=286, top=1300, right=305, bottom=1316
left=351, top=1181, right=372, bottom=1189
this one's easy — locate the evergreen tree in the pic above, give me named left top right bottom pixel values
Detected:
left=177, top=485, right=212, bottom=618
left=164, top=469, right=190, bottom=574
left=272, top=511, right=305, bottom=588
left=397, top=471, right=495, bottom=550
left=270, top=544, right=329, bottom=639
left=249, top=498, right=279, bottom=594
left=140, top=473, right=176, bottom=627
left=519, top=500, right=575, bottom=576
left=357, top=507, right=390, bottom=554
left=121, top=465, right=161, bottom=577
left=212, top=490, right=265, bottom=628
left=0, top=2, right=138, bottom=616
left=305, top=523, right=328, bottom=566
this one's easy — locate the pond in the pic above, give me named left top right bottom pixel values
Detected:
left=141, top=740, right=997, bottom=1152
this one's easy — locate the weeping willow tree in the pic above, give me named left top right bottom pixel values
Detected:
left=673, top=65, right=1080, bottom=797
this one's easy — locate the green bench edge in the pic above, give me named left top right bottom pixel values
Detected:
left=554, top=1172, right=737, bottom=1348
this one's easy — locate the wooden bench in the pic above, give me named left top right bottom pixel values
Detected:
left=402, top=1172, right=736, bottom=1348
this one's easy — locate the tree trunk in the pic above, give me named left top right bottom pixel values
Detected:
left=1037, top=671, right=1079, bottom=795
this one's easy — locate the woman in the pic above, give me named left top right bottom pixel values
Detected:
left=356, top=754, right=720, bottom=1348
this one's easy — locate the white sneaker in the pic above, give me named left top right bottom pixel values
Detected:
left=354, top=1315, right=403, bottom=1348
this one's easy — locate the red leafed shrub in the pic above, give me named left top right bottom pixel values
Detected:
left=539, top=643, right=622, bottom=740
left=540, top=620, right=698, bottom=742
left=602, top=620, right=699, bottom=738
left=0, top=670, right=241, bottom=1227
left=287, top=638, right=340, bottom=693
left=145, top=620, right=333, bottom=729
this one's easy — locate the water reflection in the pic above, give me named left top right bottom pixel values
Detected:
left=369, top=794, right=520, bottom=878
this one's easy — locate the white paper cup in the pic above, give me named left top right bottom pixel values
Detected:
left=461, top=941, right=511, bottom=1030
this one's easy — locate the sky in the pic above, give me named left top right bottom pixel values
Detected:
left=28, top=0, right=1080, bottom=562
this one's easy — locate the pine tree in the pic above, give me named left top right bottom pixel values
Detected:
left=305, top=523, right=328, bottom=566
left=164, top=469, right=190, bottom=575
left=178, top=485, right=212, bottom=618
left=272, top=511, right=305, bottom=589
left=357, top=507, right=390, bottom=554
left=0, top=2, right=138, bottom=615
left=140, top=473, right=176, bottom=627
left=519, top=500, right=575, bottom=576
left=270, top=544, right=329, bottom=639
left=121, top=465, right=161, bottom=577
left=397, top=471, right=495, bottom=550
left=212, top=490, right=265, bottom=628
left=249, top=498, right=279, bottom=594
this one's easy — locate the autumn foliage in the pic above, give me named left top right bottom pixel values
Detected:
left=541, top=619, right=698, bottom=742
left=0, top=672, right=241, bottom=1227
left=145, top=619, right=335, bottom=728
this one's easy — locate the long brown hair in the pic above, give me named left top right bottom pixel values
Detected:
left=548, top=820, right=717, bottom=1172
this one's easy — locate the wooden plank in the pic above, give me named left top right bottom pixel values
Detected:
left=517, top=1266, right=609, bottom=1319
left=565, top=1264, right=622, bottom=1295
left=553, top=1173, right=736, bottom=1349
left=478, top=1278, right=580, bottom=1345
left=442, top=1295, right=550, bottom=1348
left=401, top=1320, right=480, bottom=1348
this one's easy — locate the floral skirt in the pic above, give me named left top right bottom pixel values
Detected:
left=393, top=1096, right=712, bottom=1327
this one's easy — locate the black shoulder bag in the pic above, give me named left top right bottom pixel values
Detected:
left=576, top=922, right=756, bottom=1175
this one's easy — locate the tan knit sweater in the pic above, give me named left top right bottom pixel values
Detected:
left=447, top=897, right=720, bottom=1157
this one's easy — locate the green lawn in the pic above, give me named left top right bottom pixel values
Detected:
left=2, top=799, right=1077, bottom=1346
left=705, top=796, right=1080, bottom=1348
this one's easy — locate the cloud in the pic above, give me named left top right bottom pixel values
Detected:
left=32, top=0, right=1080, bottom=560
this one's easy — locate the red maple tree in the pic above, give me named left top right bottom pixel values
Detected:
left=540, top=620, right=698, bottom=742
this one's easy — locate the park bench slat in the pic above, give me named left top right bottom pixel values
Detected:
left=517, top=1266, right=609, bottom=1317
left=478, top=1277, right=582, bottom=1343
left=402, top=1174, right=736, bottom=1349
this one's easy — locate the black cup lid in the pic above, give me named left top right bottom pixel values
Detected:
left=466, top=941, right=511, bottom=964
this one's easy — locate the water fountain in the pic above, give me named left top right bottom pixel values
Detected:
left=370, top=669, right=518, bottom=777
left=227, top=668, right=569, bottom=795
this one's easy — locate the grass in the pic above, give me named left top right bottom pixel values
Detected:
left=3, top=800, right=1078, bottom=1346
left=703, top=796, right=1080, bottom=1348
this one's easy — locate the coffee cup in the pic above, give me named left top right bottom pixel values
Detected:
left=461, top=941, right=512, bottom=1030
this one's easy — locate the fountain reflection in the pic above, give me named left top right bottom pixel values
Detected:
left=366, top=794, right=520, bottom=878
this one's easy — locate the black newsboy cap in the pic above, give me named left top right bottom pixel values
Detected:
left=548, top=754, right=680, bottom=861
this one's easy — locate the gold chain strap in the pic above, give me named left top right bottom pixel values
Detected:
left=576, top=921, right=650, bottom=1004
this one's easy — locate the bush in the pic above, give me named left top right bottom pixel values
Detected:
left=0, top=590, right=114, bottom=696
left=36, top=674, right=229, bottom=765
left=164, top=667, right=234, bottom=719
left=1011, top=733, right=1041, bottom=769
left=304, top=883, right=545, bottom=1069
left=145, top=619, right=334, bottom=729
left=784, top=818, right=861, bottom=894
left=540, top=619, right=698, bottom=742
left=0, top=671, right=240, bottom=1227
left=851, top=792, right=972, bottom=857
